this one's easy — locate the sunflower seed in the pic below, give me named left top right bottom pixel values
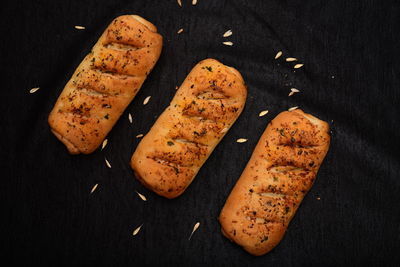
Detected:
left=294, top=64, right=304, bottom=69
left=101, top=139, right=108, bottom=150
left=286, top=57, right=297, bottom=62
left=177, top=28, right=184, bottom=34
left=105, top=158, right=111, bottom=168
left=223, top=30, right=232, bottom=37
left=132, top=224, right=143, bottom=236
left=143, top=96, right=151, bottom=105
left=74, top=25, right=85, bottom=30
left=288, top=106, right=299, bottom=111
left=259, top=110, right=269, bottom=117
left=177, top=0, right=182, bottom=7
left=223, top=41, right=233, bottom=46
left=29, top=87, right=40, bottom=93
left=90, top=184, right=98, bottom=194
left=136, top=191, right=147, bottom=201
left=236, top=138, right=248, bottom=143
left=136, top=134, right=144, bottom=138
left=289, top=88, right=300, bottom=96
left=274, top=51, right=282, bottom=59
left=128, top=113, right=133, bottom=123
left=317, top=197, right=321, bottom=200
left=189, top=222, right=200, bottom=240
left=192, top=0, right=198, bottom=5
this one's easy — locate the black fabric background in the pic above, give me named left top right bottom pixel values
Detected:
left=2, top=0, right=400, bottom=266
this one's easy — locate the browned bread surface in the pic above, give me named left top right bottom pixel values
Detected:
left=48, top=15, right=162, bottom=154
left=131, top=58, right=247, bottom=199
left=219, top=109, right=330, bottom=256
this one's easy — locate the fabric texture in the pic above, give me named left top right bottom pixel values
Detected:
left=2, top=0, right=399, bottom=265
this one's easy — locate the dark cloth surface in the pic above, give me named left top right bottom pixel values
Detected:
left=1, top=0, right=400, bottom=266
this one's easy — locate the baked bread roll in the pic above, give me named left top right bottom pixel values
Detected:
left=48, top=15, right=162, bottom=154
left=219, top=109, right=330, bottom=256
left=131, top=59, right=247, bottom=199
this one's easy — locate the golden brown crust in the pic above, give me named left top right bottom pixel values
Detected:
left=48, top=15, right=162, bottom=154
left=219, top=109, right=330, bottom=256
left=131, top=59, right=247, bottom=198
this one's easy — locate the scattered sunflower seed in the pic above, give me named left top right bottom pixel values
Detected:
left=259, top=110, right=269, bottom=117
left=177, top=0, right=182, bottom=7
left=143, top=96, right=151, bottom=105
left=275, top=51, right=282, bottom=59
left=288, top=106, right=299, bottom=111
left=135, top=191, right=147, bottom=201
left=177, top=28, right=184, bottom=34
left=236, top=138, right=248, bottom=143
left=189, top=222, right=200, bottom=240
left=74, top=25, right=85, bottom=30
left=136, top=134, right=144, bottom=138
left=29, top=87, right=40, bottom=94
left=192, top=0, right=198, bottom=5
left=101, top=139, right=108, bottom=150
left=223, top=30, right=232, bottom=37
left=128, top=113, right=133, bottom=123
left=132, top=224, right=143, bottom=236
left=175, top=86, right=179, bottom=90
left=105, top=158, right=111, bottom=168
left=317, top=197, right=321, bottom=200
left=294, top=64, right=304, bottom=69
left=286, top=57, right=297, bottom=62
left=288, top=88, right=300, bottom=96
left=223, top=41, right=233, bottom=46
left=90, top=184, right=98, bottom=194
